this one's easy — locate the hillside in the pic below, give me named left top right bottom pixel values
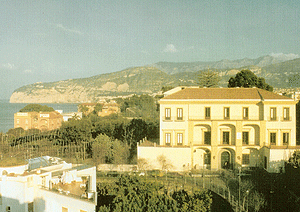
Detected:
left=10, top=56, right=300, bottom=103
left=10, top=67, right=187, bottom=103
left=151, top=55, right=296, bottom=74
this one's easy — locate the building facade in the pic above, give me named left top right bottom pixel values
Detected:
left=0, top=156, right=97, bottom=212
left=14, top=111, right=63, bottom=131
left=138, top=87, right=299, bottom=172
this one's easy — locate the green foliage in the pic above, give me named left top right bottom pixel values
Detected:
left=228, top=69, right=273, bottom=91
left=58, top=118, right=92, bottom=145
left=56, top=113, right=159, bottom=163
left=92, top=134, right=129, bottom=165
left=97, top=175, right=212, bottom=212
left=7, top=127, right=25, bottom=137
left=78, top=105, right=89, bottom=116
left=94, top=103, right=103, bottom=114
left=248, top=190, right=266, bottom=212
left=161, top=86, right=174, bottom=93
left=288, top=150, right=300, bottom=168
left=92, top=134, right=113, bottom=164
left=197, top=69, right=220, bottom=88
left=172, top=190, right=212, bottom=212
left=117, top=95, right=159, bottom=120
left=19, top=104, right=54, bottom=112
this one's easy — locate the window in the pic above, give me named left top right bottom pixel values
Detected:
left=6, top=206, right=11, bottom=212
left=25, top=119, right=28, bottom=124
left=205, top=107, right=211, bottom=119
left=204, top=152, right=211, bottom=165
left=243, top=107, right=249, bottom=119
left=224, top=107, right=230, bottom=119
left=283, top=132, right=289, bottom=145
left=165, top=108, right=171, bottom=120
left=62, top=207, right=68, bottom=212
left=27, top=176, right=33, bottom=187
left=165, top=133, right=171, bottom=145
left=177, top=108, right=183, bottom=120
left=270, top=107, right=276, bottom=121
left=177, top=133, right=183, bottom=145
left=17, top=119, right=19, bottom=124
left=222, top=131, right=230, bottom=145
left=204, top=131, right=211, bottom=145
left=28, top=202, right=33, bottom=212
left=242, top=154, right=250, bottom=165
left=242, top=132, right=249, bottom=145
left=283, top=108, right=290, bottom=121
left=270, top=133, right=276, bottom=145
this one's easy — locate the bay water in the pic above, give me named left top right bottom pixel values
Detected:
left=0, top=99, right=78, bottom=133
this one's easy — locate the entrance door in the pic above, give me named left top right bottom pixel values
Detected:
left=221, top=151, right=230, bottom=169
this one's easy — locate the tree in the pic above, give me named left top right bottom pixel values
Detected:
left=228, top=69, right=273, bottom=91
left=19, top=104, right=54, bottom=112
left=111, top=139, right=130, bottom=165
left=93, top=103, right=103, bottom=115
left=92, top=134, right=129, bottom=165
left=92, top=134, right=113, bottom=164
left=288, top=150, right=300, bottom=168
left=197, top=70, right=220, bottom=88
left=157, top=155, right=174, bottom=172
left=138, top=158, right=151, bottom=172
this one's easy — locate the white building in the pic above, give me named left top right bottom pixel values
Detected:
left=0, top=156, right=97, bottom=212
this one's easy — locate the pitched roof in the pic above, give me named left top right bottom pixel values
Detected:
left=162, top=88, right=292, bottom=101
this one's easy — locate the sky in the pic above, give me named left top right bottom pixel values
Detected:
left=1, top=0, right=300, bottom=99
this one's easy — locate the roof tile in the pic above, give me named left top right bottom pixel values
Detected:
left=162, top=88, right=292, bottom=100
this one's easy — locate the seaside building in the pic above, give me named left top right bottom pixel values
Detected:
left=97, top=102, right=120, bottom=117
left=14, top=111, right=63, bottom=131
left=138, top=87, right=299, bottom=173
left=0, top=156, right=97, bottom=212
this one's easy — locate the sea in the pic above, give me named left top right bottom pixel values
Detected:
left=0, top=99, right=79, bottom=133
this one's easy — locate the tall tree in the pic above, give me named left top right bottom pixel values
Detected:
left=228, top=69, right=273, bottom=91
left=197, top=70, right=220, bottom=88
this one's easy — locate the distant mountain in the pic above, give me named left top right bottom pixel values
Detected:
left=10, top=55, right=300, bottom=103
left=261, top=58, right=300, bottom=87
left=10, top=67, right=192, bottom=103
left=151, top=55, right=298, bottom=74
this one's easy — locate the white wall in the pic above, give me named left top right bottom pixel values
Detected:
left=138, top=146, right=191, bottom=171
left=0, top=165, right=28, bottom=176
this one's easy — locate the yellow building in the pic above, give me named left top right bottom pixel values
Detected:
left=14, top=111, right=63, bottom=131
left=98, top=102, right=120, bottom=117
left=138, top=87, right=299, bottom=172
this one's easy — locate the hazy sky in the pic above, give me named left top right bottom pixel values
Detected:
left=1, top=0, right=299, bottom=99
